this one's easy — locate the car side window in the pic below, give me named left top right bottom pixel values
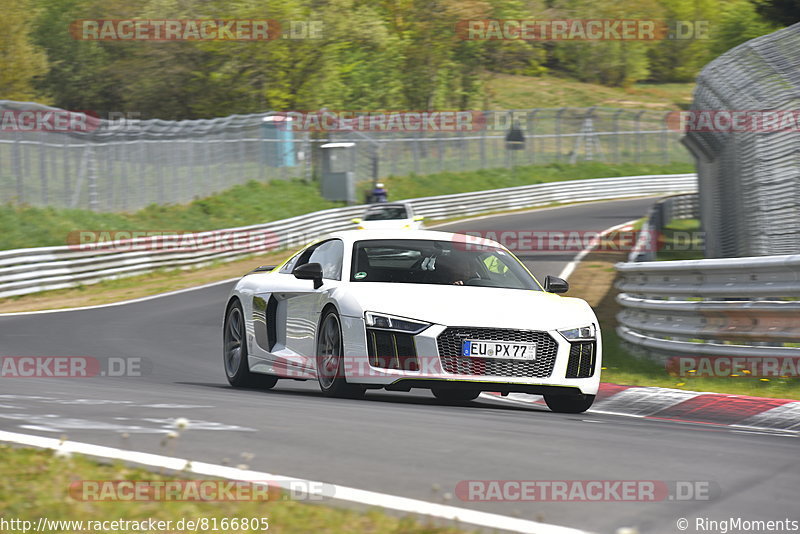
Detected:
left=305, top=239, right=344, bottom=280
left=279, top=251, right=303, bottom=274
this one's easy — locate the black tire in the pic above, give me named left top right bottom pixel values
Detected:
left=431, top=388, right=481, bottom=402
left=544, top=393, right=595, bottom=413
left=223, top=300, right=278, bottom=389
left=316, top=308, right=365, bottom=399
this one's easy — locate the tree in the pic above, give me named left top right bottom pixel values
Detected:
left=709, top=0, right=778, bottom=56
left=0, top=0, right=48, bottom=101
left=647, top=0, right=717, bottom=82
left=547, top=0, right=662, bottom=86
left=753, top=0, right=800, bottom=26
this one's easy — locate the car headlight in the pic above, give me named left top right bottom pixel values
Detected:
left=558, top=324, right=596, bottom=341
left=364, top=312, right=430, bottom=334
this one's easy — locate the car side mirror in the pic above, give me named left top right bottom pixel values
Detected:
left=293, top=262, right=323, bottom=289
left=413, top=215, right=424, bottom=221
left=351, top=218, right=362, bottom=224
left=544, top=275, right=569, bottom=294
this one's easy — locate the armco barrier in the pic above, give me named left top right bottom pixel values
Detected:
left=616, top=254, right=800, bottom=361
left=0, top=174, right=696, bottom=298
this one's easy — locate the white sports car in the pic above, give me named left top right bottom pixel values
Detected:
left=223, top=230, right=601, bottom=413
left=351, top=202, right=424, bottom=230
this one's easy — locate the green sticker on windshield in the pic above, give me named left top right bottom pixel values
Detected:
left=355, top=271, right=367, bottom=279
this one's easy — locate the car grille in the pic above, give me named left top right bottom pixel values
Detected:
left=566, top=341, right=596, bottom=378
left=437, top=328, right=558, bottom=378
left=367, top=329, right=419, bottom=371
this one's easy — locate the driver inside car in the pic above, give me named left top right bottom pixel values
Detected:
left=436, top=254, right=477, bottom=285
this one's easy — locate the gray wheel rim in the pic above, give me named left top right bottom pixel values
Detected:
left=317, top=314, right=342, bottom=390
left=224, top=307, right=244, bottom=377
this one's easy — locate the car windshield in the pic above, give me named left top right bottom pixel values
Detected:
left=363, top=206, right=409, bottom=221
left=350, top=239, right=541, bottom=290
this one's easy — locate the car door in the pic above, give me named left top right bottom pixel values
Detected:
left=282, top=239, right=345, bottom=361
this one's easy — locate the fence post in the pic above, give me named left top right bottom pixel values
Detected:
left=38, top=131, right=48, bottom=205
left=12, top=137, right=23, bottom=204
left=62, top=138, right=71, bottom=206
left=120, top=140, right=128, bottom=212
left=613, top=109, right=624, bottom=163
left=555, top=107, right=566, bottom=162
left=371, top=143, right=380, bottom=185
left=139, top=138, right=147, bottom=209
left=528, top=109, right=538, bottom=164
left=635, top=110, right=645, bottom=163
left=87, top=145, right=98, bottom=211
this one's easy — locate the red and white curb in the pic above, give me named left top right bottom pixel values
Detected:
left=483, top=384, right=800, bottom=434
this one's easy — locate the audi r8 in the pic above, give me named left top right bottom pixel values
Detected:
left=223, top=230, right=601, bottom=413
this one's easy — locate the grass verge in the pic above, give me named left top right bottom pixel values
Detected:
left=565, top=231, right=800, bottom=400
left=656, top=218, right=705, bottom=261
left=366, top=162, right=695, bottom=203
left=1, top=161, right=694, bottom=251
left=486, top=73, right=695, bottom=110
left=0, top=250, right=297, bottom=314
left=0, top=444, right=469, bottom=534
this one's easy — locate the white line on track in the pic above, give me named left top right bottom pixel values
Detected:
left=0, top=430, right=592, bottom=534
left=428, top=195, right=660, bottom=230
left=558, top=219, right=639, bottom=281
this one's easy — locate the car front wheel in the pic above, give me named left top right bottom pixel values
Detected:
left=544, top=393, right=595, bottom=413
left=316, top=309, right=365, bottom=399
left=224, top=300, right=278, bottom=389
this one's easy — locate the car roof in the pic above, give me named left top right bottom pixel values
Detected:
left=364, top=202, right=410, bottom=210
left=327, top=229, right=503, bottom=250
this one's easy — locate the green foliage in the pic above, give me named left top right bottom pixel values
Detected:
left=13, top=0, right=796, bottom=116
left=709, top=0, right=779, bottom=56
left=0, top=0, right=49, bottom=101
left=646, top=0, right=718, bottom=82
left=753, top=0, right=800, bottom=26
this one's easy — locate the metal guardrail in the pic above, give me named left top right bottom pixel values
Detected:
left=0, top=173, right=696, bottom=298
left=616, top=254, right=800, bottom=360
left=627, top=193, right=699, bottom=262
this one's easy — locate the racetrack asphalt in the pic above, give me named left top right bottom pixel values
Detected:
left=1, top=197, right=797, bottom=534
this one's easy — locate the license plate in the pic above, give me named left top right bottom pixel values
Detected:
left=461, top=340, right=537, bottom=360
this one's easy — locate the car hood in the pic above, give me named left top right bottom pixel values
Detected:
left=359, top=220, right=412, bottom=229
left=340, top=282, right=596, bottom=331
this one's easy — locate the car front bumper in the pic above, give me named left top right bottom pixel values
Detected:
left=341, top=317, right=602, bottom=396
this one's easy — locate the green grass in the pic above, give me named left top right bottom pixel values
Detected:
left=1, top=161, right=694, bottom=251
left=486, top=73, right=696, bottom=110
left=600, top=330, right=800, bottom=400
left=0, top=179, right=339, bottom=251
left=0, top=444, right=468, bottom=534
left=656, top=218, right=705, bottom=261
left=363, top=161, right=695, bottom=202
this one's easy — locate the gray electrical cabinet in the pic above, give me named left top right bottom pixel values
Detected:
left=320, top=142, right=356, bottom=204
